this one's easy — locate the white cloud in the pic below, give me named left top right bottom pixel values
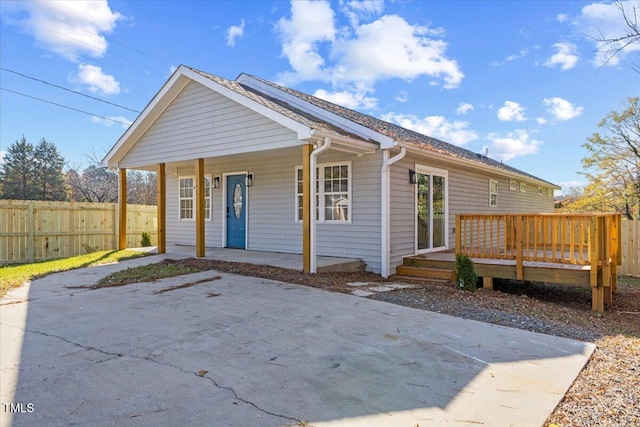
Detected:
left=544, top=42, right=579, bottom=71
left=2, top=0, right=123, bottom=61
left=543, top=97, right=583, bottom=120
left=506, top=48, right=528, bottom=62
left=382, top=112, right=478, bottom=146
left=314, top=87, right=377, bottom=110
left=0, top=150, right=6, bottom=165
left=276, top=2, right=463, bottom=91
left=394, top=91, right=409, bottom=103
left=226, top=19, right=245, bottom=47
left=497, top=101, right=526, bottom=122
left=72, top=64, right=120, bottom=95
left=537, top=117, right=548, bottom=124
left=576, top=1, right=640, bottom=66
left=341, top=0, right=384, bottom=26
left=556, top=13, right=568, bottom=23
left=91, top=115, right=132, bottom=129
left=276, top=0, right=337, bottom=82
left=486, top=129, right=542, bottom=161
left=456, top=102, right=474, bottom=115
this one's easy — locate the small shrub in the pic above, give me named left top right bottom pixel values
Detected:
left=455, top=253, right=478, bottom=292
left=141, top=232, right=152, bottom=247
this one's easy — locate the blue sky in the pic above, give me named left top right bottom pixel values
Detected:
left=0, top=1, right=637, bottom=194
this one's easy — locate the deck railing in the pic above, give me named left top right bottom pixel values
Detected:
left=455, top=213, right=621, bottom=283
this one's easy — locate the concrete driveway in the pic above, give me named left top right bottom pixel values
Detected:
left=1, top=255, right=594, bottom=426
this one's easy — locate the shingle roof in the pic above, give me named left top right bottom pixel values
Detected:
left=190, top=66, right=556, bottom=187
left=240, top=74, right=558, bottom=187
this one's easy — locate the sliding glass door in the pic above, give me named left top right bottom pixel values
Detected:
left=416, top=166, right=448, bottom=252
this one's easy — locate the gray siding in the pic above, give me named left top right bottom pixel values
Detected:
left=120, top=81, right=299, bottom=168
left=389, top=154, right=556, bottom=273
left=165, top=147, right=383, bottom=273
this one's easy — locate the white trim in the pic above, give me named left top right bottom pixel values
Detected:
left=222, top=171, right=249, bottom=249
left=414, top=165, right=449, bottom=255
left=295, top=161, right=353, bottom=224
left=381, top=147, right=406, bottom=278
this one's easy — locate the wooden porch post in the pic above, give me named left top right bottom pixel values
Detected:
left=118, top=168, right=127, bottom=250
left=157, top=163, right=166, bottom=254
left=195, top=158, right=205, bottom=257
left=302, top=144, right=312, bottom=273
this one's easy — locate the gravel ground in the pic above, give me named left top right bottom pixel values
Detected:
left=130, top=259, right=640, bottom=426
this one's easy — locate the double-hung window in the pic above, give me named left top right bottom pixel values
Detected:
left=179, top=176, right=211, bottom=220
left=295, top=162, right=351, bottom=223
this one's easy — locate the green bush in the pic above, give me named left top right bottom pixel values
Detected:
left=140, top=232, right=152, bottom=247
left=455, top=253, right=478, bottom=292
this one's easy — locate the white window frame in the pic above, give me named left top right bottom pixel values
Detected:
left=295, top=161, right=352, bottom=223
left=520, top=182, right=527, bottom=193
left=178, top=175, right=212, bottom=221
left=489, top=179, right=498, bottom=207
left=510, top=180, right=518, bottom=191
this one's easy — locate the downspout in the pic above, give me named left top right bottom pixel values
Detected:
left=310, top=136, right=332, bottom=273
left=381, top=147, right=406, bottom=278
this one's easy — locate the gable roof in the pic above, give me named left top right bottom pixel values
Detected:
left=104, top=65, right=558, bottom=189
left=236, top=73, right=559, bottom=188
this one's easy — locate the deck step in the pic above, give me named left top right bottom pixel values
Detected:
left=395, top=265, right=456, bottom=282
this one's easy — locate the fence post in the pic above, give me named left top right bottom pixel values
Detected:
left=515, top=215, right=523, bottom=280
left=27, top=201, right=35, bottom=263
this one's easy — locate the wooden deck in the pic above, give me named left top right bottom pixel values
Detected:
left=402, top=213, right=622, bottom=313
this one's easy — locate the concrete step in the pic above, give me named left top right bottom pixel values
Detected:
left=395, top=265, right=456, bottom=282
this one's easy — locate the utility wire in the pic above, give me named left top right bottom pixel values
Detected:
left=32, top=9, right=171, bottom=65
left=1, top=87, right=132, bottom=126
left=1, top=67, right=140, bottom=113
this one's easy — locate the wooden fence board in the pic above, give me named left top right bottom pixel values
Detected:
left=621, top=219, right=639, bottom=277
left=0, top=200, right=157, bottom=264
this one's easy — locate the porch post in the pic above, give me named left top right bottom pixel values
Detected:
left=118, top=168, right=127, bottom=250
left=195, top=158, right=205, bottom=257
left=302, top=144, right=312, bottom=273
left=156, top=163, right=166, bottom=254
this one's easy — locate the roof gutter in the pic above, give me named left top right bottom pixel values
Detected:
left=381, top=147, right=406, bottom=278
left=310, top=136, right=332, bottom=273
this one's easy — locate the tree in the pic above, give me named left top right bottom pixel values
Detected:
left=33, top=138, right=67, bottom=201
left=594, top=1, right=640, bottom=70
left=0, top=136, right=36, bottom=199
left=580, top=97, right=640, bottom=219
left=66, top=164, right=118, bottom=203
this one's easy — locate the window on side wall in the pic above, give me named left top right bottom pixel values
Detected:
left=295, top=162, right=351, bottom=223
left=179, top=175, right=211, bottom=220
left=489, top=179, right=498, bottom=207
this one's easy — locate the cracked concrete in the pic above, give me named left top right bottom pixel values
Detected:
left=1, top=256, right=594, bottom=426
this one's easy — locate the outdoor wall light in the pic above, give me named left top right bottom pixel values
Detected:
left=213, top=176, right=220, bottom=189
left=246, top=173, right=254, bottom=187
left=409, top=169, right=417, bottom=184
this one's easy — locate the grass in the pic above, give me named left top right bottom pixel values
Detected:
left=0, top=250, right=148, bottom=297
left=93, top=260, right=207, bottom=289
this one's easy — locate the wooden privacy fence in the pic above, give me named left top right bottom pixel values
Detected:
left=621, top=219, right=639, bottom=277
left=0, top=200, right=157, bottom=264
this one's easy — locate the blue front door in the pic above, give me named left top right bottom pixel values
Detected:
left=226, top=174, right=246, bottom=248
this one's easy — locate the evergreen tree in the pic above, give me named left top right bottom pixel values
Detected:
left=34, top=138, right=67, bottom=201
left=0, top=136, right=36, bottom=200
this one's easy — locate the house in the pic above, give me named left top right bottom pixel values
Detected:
left=103, top=65, right=559, bottom=277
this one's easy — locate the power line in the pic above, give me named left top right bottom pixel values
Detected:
left=32, top=9, right=171, bottom=65
left=1, top=67, right=140, bottom=113
left=1, top=87, right=132, bottom=126
left=2, top=67, right=139, bottom=112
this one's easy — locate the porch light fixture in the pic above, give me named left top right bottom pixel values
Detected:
left=409, top=169, right=417, bottom=184
left=213, top=176, right=220, bottom=189
left=246, top=173, right=254, bottom=187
